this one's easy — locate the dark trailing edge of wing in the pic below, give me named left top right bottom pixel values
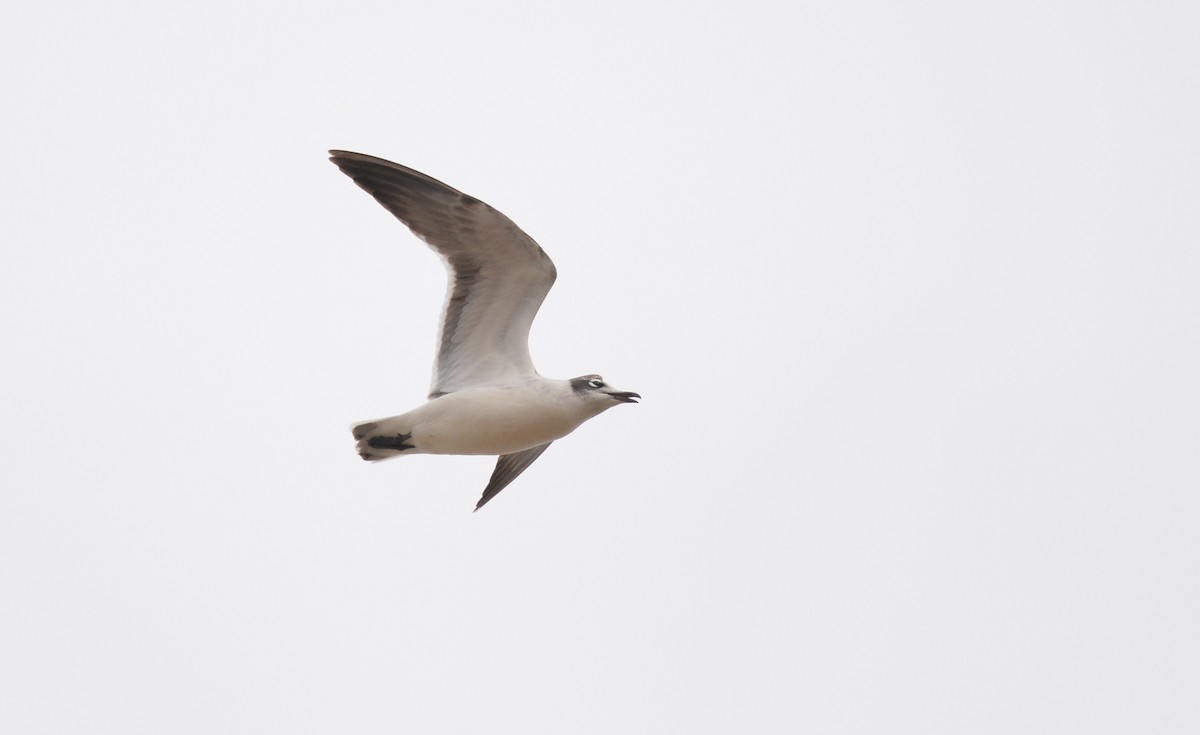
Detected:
left=475, top=443, right=553, bottom=511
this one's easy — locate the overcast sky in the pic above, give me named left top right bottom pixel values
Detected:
left=2, top=1, right=1198, bottom=733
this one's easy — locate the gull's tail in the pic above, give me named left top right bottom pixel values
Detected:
left=352, top=417, right=419, bottom=461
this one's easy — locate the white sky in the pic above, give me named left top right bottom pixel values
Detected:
left=2, top=1, right=1198, bottom=732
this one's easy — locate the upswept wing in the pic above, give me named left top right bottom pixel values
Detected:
left=329, top=151, right=557, bottom=396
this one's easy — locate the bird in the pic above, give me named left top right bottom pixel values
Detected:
left=329, top=151, right=640, bottom=511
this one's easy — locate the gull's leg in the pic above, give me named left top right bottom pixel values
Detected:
left=367, top=432, right=415, bottom=452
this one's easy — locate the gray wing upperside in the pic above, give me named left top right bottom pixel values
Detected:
left=474, top=443, right=553, bottom=511
left=328, top=151, right=557, bottom=396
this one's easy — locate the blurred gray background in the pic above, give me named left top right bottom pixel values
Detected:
left=2, top=1, right=1197, bottom=732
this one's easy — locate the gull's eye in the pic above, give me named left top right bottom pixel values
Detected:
left=588, top=379, right=604, bottom=389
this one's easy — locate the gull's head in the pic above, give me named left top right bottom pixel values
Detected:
left=570, top=374, right=640, bottom=412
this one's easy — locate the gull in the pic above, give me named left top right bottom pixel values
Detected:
left=329, top=151, right=640, bottom=511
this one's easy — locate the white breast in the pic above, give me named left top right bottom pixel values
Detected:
left=409, top=382, right=586, bottom=455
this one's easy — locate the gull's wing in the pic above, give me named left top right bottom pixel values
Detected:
left=329, top=151, right=557, bottom=396
left=474, top=443, right=553, bottom=511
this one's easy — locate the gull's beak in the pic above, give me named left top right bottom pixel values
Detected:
left=604, top=390, right=641, bottom=404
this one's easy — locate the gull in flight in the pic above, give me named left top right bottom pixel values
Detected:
left=329, top=151, right=640, bottom=511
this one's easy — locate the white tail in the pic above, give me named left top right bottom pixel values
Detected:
left=351, top=417, right=418, bottom=461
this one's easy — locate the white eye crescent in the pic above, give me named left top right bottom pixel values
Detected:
left=588, top=379, right=604, bottom=389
